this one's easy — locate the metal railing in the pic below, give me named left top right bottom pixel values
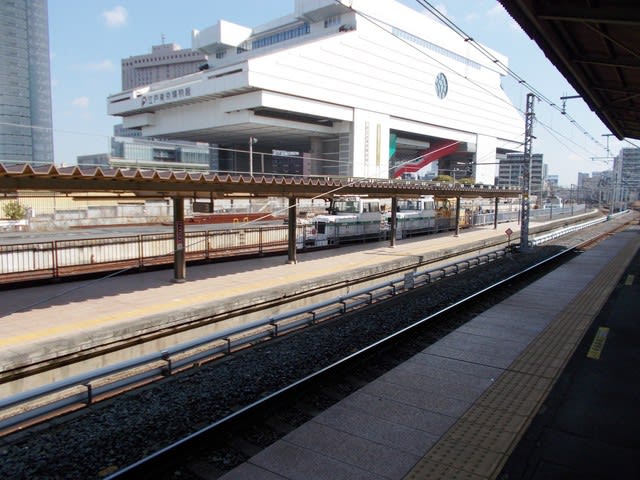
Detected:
left=530, top=209, right=627, bottom=246
left=0, top=246, right=509, bottom=432
left=0, top=205, right=588, bottom=284
left=0, top=225, right=293, bottom=283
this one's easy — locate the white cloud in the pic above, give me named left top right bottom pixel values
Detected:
left=102, top=6, right=128, bottom=28
left=72, top=97, right=90, bottom=108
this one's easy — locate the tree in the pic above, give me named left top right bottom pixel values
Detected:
left=2, top=201, right=27, bottom=220
left=432, top=174, right=454, bottom=183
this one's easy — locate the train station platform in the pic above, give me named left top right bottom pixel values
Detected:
left=1, top=216, right=571, bottom=388
left=217, top=222, right=640, bottom=480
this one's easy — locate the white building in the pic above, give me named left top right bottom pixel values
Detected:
left=107, top=0, right=523, bottom=183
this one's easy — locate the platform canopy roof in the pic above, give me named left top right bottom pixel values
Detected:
left=499, top=0, right=640, bottom=140
left=0, top=164, right=519, bottom=199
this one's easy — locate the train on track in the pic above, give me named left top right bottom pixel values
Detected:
left=0, top=196, right=536, bottom=286
left=300, top=195, right=460, bottom=247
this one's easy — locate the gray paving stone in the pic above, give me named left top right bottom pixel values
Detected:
left=313, top=403, right=439, bottom=456
left=283, top=421, right=420, bottom=479
left=424, top=343, right=519, bottom=369
left=438, top=330, right=529, bottom=353
left=408, top=352, right=503, bottom=380
left=379, top=362, right=491, bottom=402
left=456, top=322, right=537, bottom=343
left=426, top=333, right=525, bottom=360
left=338, top=390, right=457, bottom=436
left=362, top=378, right=472, bottom=417
left=219, top=462, right=288, bottom=480
left=395, top=358, right=497, bottom=389
left=248, top=440, right=386, bottom=480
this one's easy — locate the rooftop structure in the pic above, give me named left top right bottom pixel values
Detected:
left=121, top=42, right=208, bottom=91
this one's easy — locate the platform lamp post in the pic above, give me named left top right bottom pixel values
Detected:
left=249, top=137, right=258, bottom=177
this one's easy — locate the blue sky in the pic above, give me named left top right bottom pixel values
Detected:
left=48, top=0, right=625, bottom=185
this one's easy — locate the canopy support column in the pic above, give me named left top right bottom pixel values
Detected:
left=172, top=197, right=186, bottom=283
left=390, top=196, right=398, bottom=247
left=454, top=196, right=461, bottom=237
left=494, top=197, right=499, bottom=229
left=287, top=197, right=297, bottom=264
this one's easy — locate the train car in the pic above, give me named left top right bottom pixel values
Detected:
left=301, top=195, right=458, bottom=246
left=386, top=196, right=438, bottom=239
left=309, top=197, right=388, bottom=247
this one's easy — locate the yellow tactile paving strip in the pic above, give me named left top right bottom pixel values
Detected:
left=405, top=234, right=640, bottom=480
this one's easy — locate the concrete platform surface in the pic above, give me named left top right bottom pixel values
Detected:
left=1, top=221, right=525, bottom=372
left=218, top=225, right=639, bottom=480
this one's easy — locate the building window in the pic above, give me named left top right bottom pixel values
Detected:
left=215, top=49, right=226, bottom=59
left=392, top=27, right=481, bottom=70
left=249, top=22, right=310, bottom=50
left=324, top=15, right=341, bottom=28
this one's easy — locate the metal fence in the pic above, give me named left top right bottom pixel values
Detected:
left=0, top=225, right=293, bottom=283
left=0, top=205, right=587, bottom=284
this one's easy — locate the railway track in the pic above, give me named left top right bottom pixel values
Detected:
left=0, top=213, right=635, bottom=480
left=110, top=244, right=577, bottom=480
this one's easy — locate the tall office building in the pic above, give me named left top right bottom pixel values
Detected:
left=0, top=0, right=54, bottom=165
left=613, top=148, right=640, bottom=203
left=497, top=153, right=544, bottom=199
left=121, top=43, right=207, bottom=91
left=114, top=42, right=208, bottom=141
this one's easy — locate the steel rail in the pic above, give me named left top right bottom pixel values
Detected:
left=0, top=212, right=620, bottom=434
left=106, top=232, right=581, bottom=480
left=0, top=246, right=508, bottom=433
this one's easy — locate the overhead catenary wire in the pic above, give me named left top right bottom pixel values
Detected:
left=413, top=0, right=610, bottom=152
left=336, top=0, right=609, bottom=162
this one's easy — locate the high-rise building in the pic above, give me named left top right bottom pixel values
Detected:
left=613, top=148, right=640, bottom=205
left=114, top=42, right=208, bottom=141
left=578, top=170, right=611, bottom=205
left=498, top=153, right=544, bottom=200
left=121, top=43, right=208, bottom=91
left=0, top=0, right=54, bottom=165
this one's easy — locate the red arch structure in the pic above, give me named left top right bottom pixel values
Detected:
left=393, top=140, right=460, bottom=178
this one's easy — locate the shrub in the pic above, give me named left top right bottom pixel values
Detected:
left=432, top=174, right=454, bottom=183
left=3, top=201, right=27, bottom=220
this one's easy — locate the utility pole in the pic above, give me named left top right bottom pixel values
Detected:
left=520, top=93, right=535, bottom=251
left=602, top=133, right=616, bottom=213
